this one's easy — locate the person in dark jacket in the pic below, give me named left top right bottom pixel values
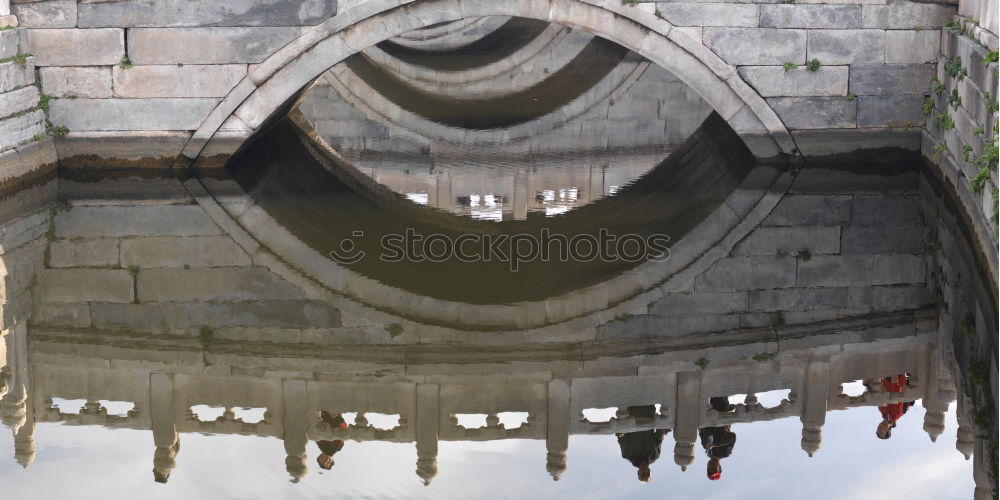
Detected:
left=316, top=411, right=350, bottom=470
left=700, top=424, right=736, bottom=481
left=616, top=406, right=669, bottom=483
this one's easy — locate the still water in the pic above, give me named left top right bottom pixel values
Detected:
left=0, top=16, right=994, bottom=500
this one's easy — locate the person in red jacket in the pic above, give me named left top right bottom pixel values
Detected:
left=873, top=374, right=915, bottom=439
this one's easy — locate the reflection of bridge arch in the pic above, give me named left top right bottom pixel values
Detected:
left=184, top=0, right=794, bottom=164
left=211, top=112, right=777, bottom=329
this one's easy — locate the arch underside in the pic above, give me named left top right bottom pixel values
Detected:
left=181, top=0, right=795, bottom=165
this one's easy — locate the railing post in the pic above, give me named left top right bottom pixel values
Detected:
left=545, top=379, right=569, bottom=481
left=150, top=372, right=178, bottom=482
left=800, top=359, right=830, bottom=457
left=282, top=379, right=310, bottom=483
left=415, top=383, right=440, bottom=485
left=673, top=371, right=700, bottom=471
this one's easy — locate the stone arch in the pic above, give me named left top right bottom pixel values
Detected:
left=181, top=0, right=795, bottom=163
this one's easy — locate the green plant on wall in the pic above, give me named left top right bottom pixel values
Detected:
left=805, top=58, right=821, bottom=71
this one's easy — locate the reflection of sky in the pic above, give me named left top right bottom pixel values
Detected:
left=0, top=401, right=972, bottom=499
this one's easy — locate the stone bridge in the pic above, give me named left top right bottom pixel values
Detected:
left=1, top=0, right=996, bottom=274
left=0, top=0, right=969, bottom=161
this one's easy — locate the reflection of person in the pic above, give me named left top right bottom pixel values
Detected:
left=153, top=439, right=180, bottom=483
left=700, top=425, right=736, bottom=481
left=710, top=396, right=735, bottom=413
left=873, top=374, right=915, bottom=440
left=316, top=411, right=349, bottom=470
left=615, top=406, right=669, bottom=483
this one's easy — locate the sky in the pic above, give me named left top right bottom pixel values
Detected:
left=0, top=401, right=974, bottom=500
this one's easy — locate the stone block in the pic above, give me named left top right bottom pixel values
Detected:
left=120, top=235, right=251, bottom=268
left=91, top=300, right=342, bottom=330
left=748, top=287, right=849, bottom=311
left=48, top=237, right=120, bottom=268
left=764, top=195, right=853, bottom=226
left=732, top=226, right=841, bottom=255
left=54, top=130, right=189, bottom=169
left=0, top=58, right=35, bottom=93
left=766, top=96, right=856, bottom=129
left=40, top=66, right=113, bottom=98
left=0, top=86, right=39, bottom=119
left=37, top=268, right=134, bottom=303
left=78, top=0, right=335, bottom=28
left=0, top=28, right=20, bottom=59
left=704, top=28, right=807, bottom=65
left=841, top=227, right=922, bottom=254
left=31, top=303, right=92, bottom=327
left=597, top=313, right=741, bottom=340
left=54, top=205, right=222, bottom=238
left=862, top=2, right=956, bottom=29
left=0, top=110, right=44, bottom=151
left=27, top=28, right=124, bottom=66
left=868, top=285, right=932, bottom=311
left=806, top=29, right=885, bottom=64
left=872, top=254, right=926, bottom=284
left=0, top=137, right=57, bottom=184
left=649, top=291, right=748, bottom=315
left=739, top=66, right=848, bottom=97
left=694, top=256, right=797, bottom=291
left=11, top=0, right=77, bottom=28
left=857, top=95, right=925, bottom=127
left=849, top=64, right=936, bottom=95
left=797, top=255, right=874, bottom=286
left=48, top=98, right=219, bottom=131
left=136, top=267, right=304, bottom=302
left=850, top=195, right=918, bottom=226
left=112, top=64, right=247, bottom=98
left=886, top=30, right=940, bottom=63
left=759, top=5, right=862, bottom=28
left=654, top=4, right=759, bottom=27
left=128, top=27, right=301, bottom=65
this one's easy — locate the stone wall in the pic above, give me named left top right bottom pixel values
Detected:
left=1, top=0, right=959, bottom=167
left=921, top=15, right=998, bottom=285
left=636, top=0, right=956, bottom=157
left=0, top=27, right=56, bottom=191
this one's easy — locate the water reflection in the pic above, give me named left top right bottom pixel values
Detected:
left=0, top=299, right=976, bottom=497
left=0, top=15, right=993, bottom=500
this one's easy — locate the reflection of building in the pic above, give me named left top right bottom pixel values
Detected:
left=0, top=314, right=978, bottom=487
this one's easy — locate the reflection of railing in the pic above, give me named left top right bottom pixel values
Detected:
left=0, top=321, right=976, bottom=486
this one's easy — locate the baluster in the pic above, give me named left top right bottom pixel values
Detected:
left=486, top=413, right=499, bottom=429
left=416, top=384, right=440, bottom=486
left=355, top=411, right=368, bottom=428
left=546, top=380, right=570, bottom=481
